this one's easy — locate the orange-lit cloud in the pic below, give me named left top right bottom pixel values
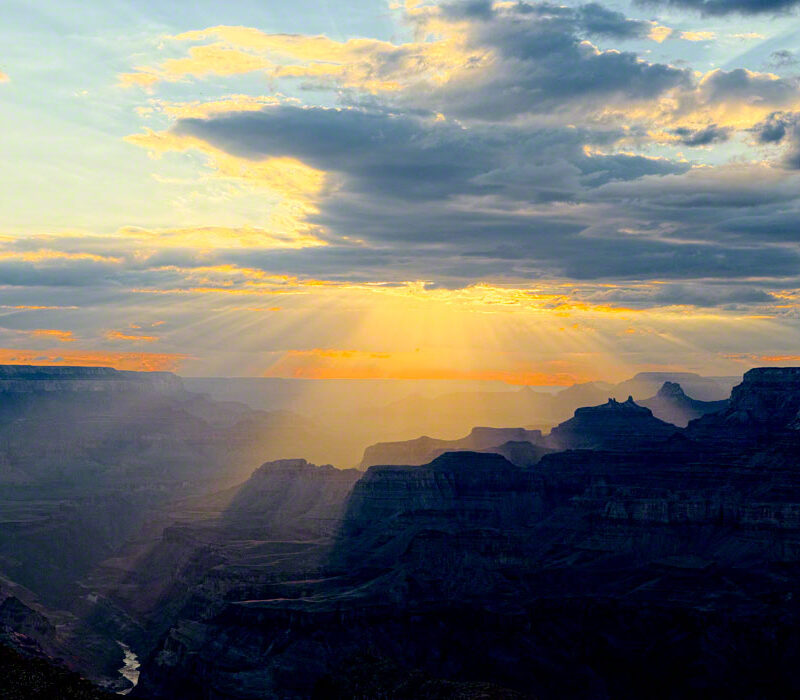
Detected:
left=22, top=329, right=77, bottom=343
left=105, top=330, right=159, bottom=343
left=0, top=305, right=79, bottom=310
left=724, top=353, right=800, bottom=364
left=0, top=70, right=9, bottom=83
left=0, top=348, right=188, bottom=371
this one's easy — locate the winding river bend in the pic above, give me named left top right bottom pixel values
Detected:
left=116, top=642, right=140, bottom=695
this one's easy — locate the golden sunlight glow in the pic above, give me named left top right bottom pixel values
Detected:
left=0, top=348, right=188, bottom=371
left=118, top=224, right=326, bottom=251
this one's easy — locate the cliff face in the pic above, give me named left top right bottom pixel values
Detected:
left=0, top=365, right=184, bottom=394
left=341, top=452, right=535, bottom=562
left=93, top=459, right=362, bottom=649
left=219, top=459, right=362, bottom=539
left=687, top=367, right=800, bottom=446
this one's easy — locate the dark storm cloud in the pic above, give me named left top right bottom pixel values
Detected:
left=636, top=0, right=800, bottom=15
left=671, top=124, right=731, bottom=146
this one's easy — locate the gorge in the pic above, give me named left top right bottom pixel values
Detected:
left=3, top=366, right=800, bottom=698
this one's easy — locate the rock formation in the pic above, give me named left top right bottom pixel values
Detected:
left=545, top=396, right=678, bottom=450
left=640, top=381, right=727, bottom=427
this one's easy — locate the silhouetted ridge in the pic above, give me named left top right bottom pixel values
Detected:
left=687, top=367, right=800, bottom=446
left=426, top=451, right=517, bottom=471
left=360, top=426, right=544, bottom=468
left=547, top=395, right=678, bottom=450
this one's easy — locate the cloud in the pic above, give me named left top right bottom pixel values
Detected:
left=105, top=330, right=159, bottom=342
left=123, top=6, right=690, bottom=123
left=679, top=31, right=716, bottom=41
left=118, top=98, right=800, bottom=288
left=0, top=70, right=9, bottom=83
left=752, top=111, right=798, bottom=143
left=751, top=112, right=800, bottom=168
left=769, top=50, right=798, bottom=69
left=670, top=123, right=731, bottom=146
left=17, top=329, right=77, bottom=343
left=68, top=4, right=800, bottom=324
left=127, top=9, right=800, bottom=136
left=636, top=0, right=800, bottom=15
left=0, top=348, right=188, bottom=371
left=118, top=225, right=327, bottom=250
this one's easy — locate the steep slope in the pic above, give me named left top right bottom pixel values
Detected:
left=91, top=459, right=362, bottom=661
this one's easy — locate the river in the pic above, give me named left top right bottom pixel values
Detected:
left=116, top=641, right=140, bottom=695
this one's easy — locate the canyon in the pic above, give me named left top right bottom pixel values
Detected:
left=3, top=366, right=800, bottom=698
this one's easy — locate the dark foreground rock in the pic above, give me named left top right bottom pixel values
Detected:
left=0, top=643, right=117, bottom=700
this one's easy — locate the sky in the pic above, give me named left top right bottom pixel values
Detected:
left=2, top=0, right=800, bottom=384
